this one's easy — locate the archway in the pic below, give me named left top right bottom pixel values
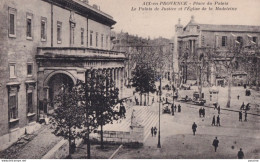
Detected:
left=47, top=73, right=74, bottom=109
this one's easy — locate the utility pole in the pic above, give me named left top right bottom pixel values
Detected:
left=170, top=43, right=175, bottom=105
left=157, top=77, right=161, bottom=148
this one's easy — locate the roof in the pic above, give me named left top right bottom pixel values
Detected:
left=199, top=24, right=260, bottom=32
left=46, top=0, right=116, bottom=26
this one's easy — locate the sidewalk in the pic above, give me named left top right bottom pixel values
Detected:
left=177, top=86, right=260, bottom=115
left=0, top=124, right=62, bottom=159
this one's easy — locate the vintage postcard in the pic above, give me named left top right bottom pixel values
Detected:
left=0, top=0, right=259, bottom=160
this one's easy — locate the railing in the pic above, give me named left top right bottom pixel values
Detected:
left=37, top=47, right=126, bottom=58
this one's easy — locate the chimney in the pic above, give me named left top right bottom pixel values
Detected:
left=80, top=0, right=89, bottom=4
left=93, top=4, right=100, bottom=10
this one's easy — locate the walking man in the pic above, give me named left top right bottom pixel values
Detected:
left=202, top=107, right=205, bottom=117
left=218, top=106, right=221, bottom=114
left=237, top=95, right=240, bottom=100
left=212, top=137, right=219, bottom=152
left=171, top=104, right=174, bottom=116
left=199, top=108, right=202, bottom=117
left=151, top=127, right=154, bottom=137
left=178, top=104, right=181, bottom=112
left=239, top=111, right=243, bottom=122
left=216, top=115, right=220, bottom=126
left=174, top=105, right=177, bottom=112
left=237, top=148, right=244, bottom=159
left=192, top=122, right=197, bottom=136
left=212, top=115, right=216, bottom=126
left=153, top=127, right=157, bottom=137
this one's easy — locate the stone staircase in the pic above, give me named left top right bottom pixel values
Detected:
left=100, top=105, right=159, bottom=143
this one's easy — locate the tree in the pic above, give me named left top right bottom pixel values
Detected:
left=50, top=83, right=84, bottom=158
left=131, top=63, right=157, bottom=105
left=88, top=70, right=121, bottom=149
left=75, top=79, right=97, bottom=159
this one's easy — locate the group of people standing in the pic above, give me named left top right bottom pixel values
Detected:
left=150, top=126, right=157, bottom=137
left=240, top=102, right=250, bottom=111
left=211, top=115, right=221, bottom=126
left=171, top=104, right=182, bottom=115
left=199, top=107, right=205, bottom=117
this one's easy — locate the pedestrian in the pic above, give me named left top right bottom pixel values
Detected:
left=218, top=106, right=221, bottom=114
left=237, top=95, right=240, bottom=100
left=210, top=94, right=212, bottom=101
left=214, top=103, right=217, bottom=110
left=119, top=103, right=126, bottom=118
left=171, top=104, right=174, bottom=115
left=239, top=111, right=243, bottom=122
left=135, top=97, right=138, bottom=105
left=152, top=97, right=154, bottom=104
left=202, top=107, right=205, bottom=117
left=244, top=111, right=247, bottom=122
left=237, top=148, right=244, bottom=159
left=212, top=137, right=219, bottom=152
left=212, top=115, right=216, bottom=126
left=241, top=102, right=245, bottom=110
left=174, top=105, right=177, bottom=112
left=153, top=127, right=157, bottom=137
left=178, top=104, right=181, bottom=112
left=199, top=107, right=202, bottom=117
left=192, top=122, right=197, bottom=135
left=246, top=103, right=250, bottom=110
left=151, top=127, right=154, bottom=137
left=216, top=115, right=220, bottom=126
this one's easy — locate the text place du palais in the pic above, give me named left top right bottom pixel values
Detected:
left=140, top=1, right=230, bottom=11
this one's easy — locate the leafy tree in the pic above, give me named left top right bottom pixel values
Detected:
left=131, top=63, right=157, bottom=105
left=87, top=70, right=121, bottom=149
left=50, top=84, right=84, bottom=158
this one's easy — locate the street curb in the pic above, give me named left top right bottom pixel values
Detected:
left=109, top=144, right=123, bottom=159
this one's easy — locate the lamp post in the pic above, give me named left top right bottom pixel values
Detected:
left=157, top=77, right=161, bottom=148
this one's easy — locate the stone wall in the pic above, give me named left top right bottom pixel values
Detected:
left=91, top=125, right=144, bottom=144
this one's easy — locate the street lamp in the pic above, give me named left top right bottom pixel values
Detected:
left=157, top=77, right=161, bottom=148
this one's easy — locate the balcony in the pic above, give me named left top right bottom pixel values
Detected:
left=36, top=47, right=126, bottom=61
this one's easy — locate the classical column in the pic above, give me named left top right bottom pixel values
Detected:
left=120, top=67, right=124, bottom=99
left=117, top=68, right=120, bottom=95
left=114, top=68, right=117, bottom=89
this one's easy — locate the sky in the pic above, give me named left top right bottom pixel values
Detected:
left=89, top=0, right=260, bottom=39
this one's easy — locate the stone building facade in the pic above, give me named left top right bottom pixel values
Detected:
left=174, top=16, right=260, bottom=87
left=0, top=0, right=125, bottom=148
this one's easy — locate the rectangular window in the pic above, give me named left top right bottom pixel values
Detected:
left=81, top=28, right=84, bottom=45
left=8, top=7, right=16, bottom=37
left=96, top=32, right=98, bottom=47
left=27, top=92, right=33, bottom=114
left=106, top=35, right=108, bottom=48
left=222, top=36, right=227, bottom=47
left=27, top=63, right=33, bottom=76
left=9, top=93, right=18, bottom=120
left=253, top=37, right=258, bottom=44
left=57, top=21, right=62, bottom=44
left=41, top=17, right=47, bottom=41
left=9, top=64, right=16, bottom=78
left=237, top=36, right=243, bottom=46
left=90, top=31, right=93, bottom=46
left=101, top=34, right=104, bottom=48
left=26, top=13, right=33, bottom=39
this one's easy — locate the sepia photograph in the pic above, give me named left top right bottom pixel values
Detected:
left=0, top=0, right=259, bottom=160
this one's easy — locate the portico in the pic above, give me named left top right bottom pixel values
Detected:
left=36, top=47, right=126, bottom=115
